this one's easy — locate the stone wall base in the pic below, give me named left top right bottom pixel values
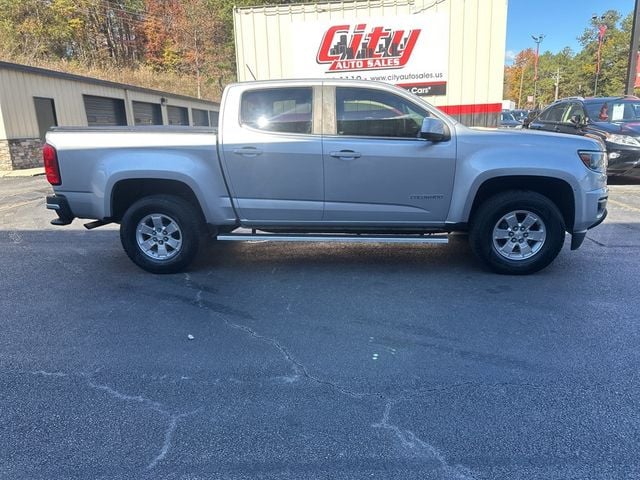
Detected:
left=0, top=138, right=43, bottom=171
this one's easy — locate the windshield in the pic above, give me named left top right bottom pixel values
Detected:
left=501, top=112, right=516, bottom=122
left=585, top=100, right=640, bottom=123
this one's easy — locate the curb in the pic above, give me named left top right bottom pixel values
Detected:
left=0, top=167, right=45, bottom=178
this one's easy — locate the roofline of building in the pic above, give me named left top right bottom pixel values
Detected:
left=0, top=60, right=220, bottom=107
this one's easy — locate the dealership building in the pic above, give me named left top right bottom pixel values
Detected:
left=0, top=61, right=219, bottom=171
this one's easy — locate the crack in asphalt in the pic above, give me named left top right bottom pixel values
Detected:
left=86, top=376, right=199, bottom=470
left=32, top=369, right=198, bottom=471
left=180, top=273, right=479, bottom=478
left=373, top=399, right=476, bottom=479
left=183, top=273, right=367, bottom=399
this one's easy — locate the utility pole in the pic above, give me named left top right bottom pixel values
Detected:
left=625, top=0, right=640, bottom=95
left=554, top=67, right=561, bottom=101
left=531, top=34, right=545, bottom=109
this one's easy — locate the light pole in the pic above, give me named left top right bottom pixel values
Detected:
left=531, top=34, right=545, bottom=109
left=625, top=0, right=640, bottom=94
left=593, top=13, right=609, bottom=96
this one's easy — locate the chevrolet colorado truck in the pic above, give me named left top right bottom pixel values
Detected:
left=44, top=79, right=608, bottom=275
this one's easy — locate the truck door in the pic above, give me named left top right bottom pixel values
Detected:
left=219, top=85, right=323, bottom=223
left=322, top=85, right=456, bottom=224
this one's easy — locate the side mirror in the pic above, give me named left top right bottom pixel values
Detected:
left=569, top=114, right=583, bottom=127
left=420, top=117, right=449, bottom=142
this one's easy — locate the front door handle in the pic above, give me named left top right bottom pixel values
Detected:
left=329, top=150, right=361, bottom=160
left=233, top=147, right=263, bottom=157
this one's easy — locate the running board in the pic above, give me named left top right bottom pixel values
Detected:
left=216, top=233, right=449, bottom=244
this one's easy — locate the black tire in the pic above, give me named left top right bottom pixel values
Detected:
left=120, top=195, right=204, bottom=274
left=470, top=190, right=566, bottom=275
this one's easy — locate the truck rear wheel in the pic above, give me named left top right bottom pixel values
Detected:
left=120, top=195, right=203, bottom=274
left=470, top=190, right=565, bottom=275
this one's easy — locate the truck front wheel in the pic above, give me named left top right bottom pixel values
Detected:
left=120, top=195, right=203, bottom=274
left=470, top=190, right=566, bottom=275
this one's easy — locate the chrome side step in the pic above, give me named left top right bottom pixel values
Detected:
left=216, top=233, right=448, bottom=244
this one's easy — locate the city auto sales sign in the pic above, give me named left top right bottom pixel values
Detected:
left=291, top=14, right=449, bottom=96
left=317, top=24, right=421, bottom=72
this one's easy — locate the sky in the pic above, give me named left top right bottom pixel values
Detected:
left=505, top=0, right=635, bottom=64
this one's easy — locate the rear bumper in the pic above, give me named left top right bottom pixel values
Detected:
left=46, top=194, right=75, bottom=225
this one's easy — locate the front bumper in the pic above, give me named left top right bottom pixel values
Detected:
left=46, top=194, right=75, bottom=225
left=571, top=192, right=609, bottom=250
left=605, top=142, right=640, bottom=176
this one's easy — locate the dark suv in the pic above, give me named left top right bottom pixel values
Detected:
left=528, top=96, right=640, bottom=177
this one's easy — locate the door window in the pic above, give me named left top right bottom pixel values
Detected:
left=335, top=87, right=429, bottom=138
left=562, top=102, right=586, bottom=124
left=241, top=87, right=312, bottom=134
left=538, top=103, right=568, bottom=123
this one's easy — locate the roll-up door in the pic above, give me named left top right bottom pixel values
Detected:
left=167, top=106, right=189, bottom=125
left=209, top=111, right=219, bottom=127
left=192, top=108, right=209, bottom=126
left=83, top=95, right=127, bottom=126
left=133, top=101, right=162, bottom=125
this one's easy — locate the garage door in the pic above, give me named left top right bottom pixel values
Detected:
left=192, top=108, right=209, bottom=126
left=133, top=101, right=162, bottom=125
left=167, top=106, right=189, bottom=125
left=83, top=95, right=127, bottom=126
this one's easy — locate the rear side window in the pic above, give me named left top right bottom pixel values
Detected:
left=241, top=87, right=312, bottom=134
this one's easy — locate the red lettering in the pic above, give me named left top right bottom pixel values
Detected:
left=317, top=25, right=350, bottom=63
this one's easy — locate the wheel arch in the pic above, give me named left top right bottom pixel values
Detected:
left=110, top=178, right=206, bottom=224
left=468, top=176, right=575, bottom=231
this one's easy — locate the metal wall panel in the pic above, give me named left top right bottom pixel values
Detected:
left=0, top=66, right=220, bottom=140
left=234, top=0, right=507, bottom=125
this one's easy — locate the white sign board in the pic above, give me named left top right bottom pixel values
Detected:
left=291, top=13, right=449, bottom=96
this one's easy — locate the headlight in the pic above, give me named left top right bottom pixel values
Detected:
left=578, top=150, right=607, bottom=172
left=606, top=134, right=640, bottom=147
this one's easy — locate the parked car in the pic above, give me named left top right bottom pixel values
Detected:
left=510, top=109, right=530, bottom=123
left=44, top=79, right=608, bottom=275
left=499, top=111, right=522, bottom=129
left=522, top=110, right=540, bottom=128
left=528, top=96, right=640, bottom=177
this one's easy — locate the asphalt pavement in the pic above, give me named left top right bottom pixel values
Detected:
left=1, top=176, right=639, bottom=480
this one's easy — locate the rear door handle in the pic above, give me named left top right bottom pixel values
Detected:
left=233, top=147, right=263, bottom=157
left=329, top=150, right=361, bottom=160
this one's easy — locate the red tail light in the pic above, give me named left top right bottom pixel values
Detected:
left=43, top=143, right=61, bottom=185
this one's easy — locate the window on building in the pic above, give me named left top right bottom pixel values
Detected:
left=33, top=97, right=58, bottom=141
left=240, top=87, right=312, bottom=134
left=335, top=87, right=428, bottom=138
left=83, top=95, right=127, bottom=126
left=133, top=101, right=162, bottom=125
left=192, top=108, right=209, bottom=126
left=167, top=105, right=189, bottom=126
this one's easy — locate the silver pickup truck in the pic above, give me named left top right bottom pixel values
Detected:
left=44, top=79, right=608, bottom=275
